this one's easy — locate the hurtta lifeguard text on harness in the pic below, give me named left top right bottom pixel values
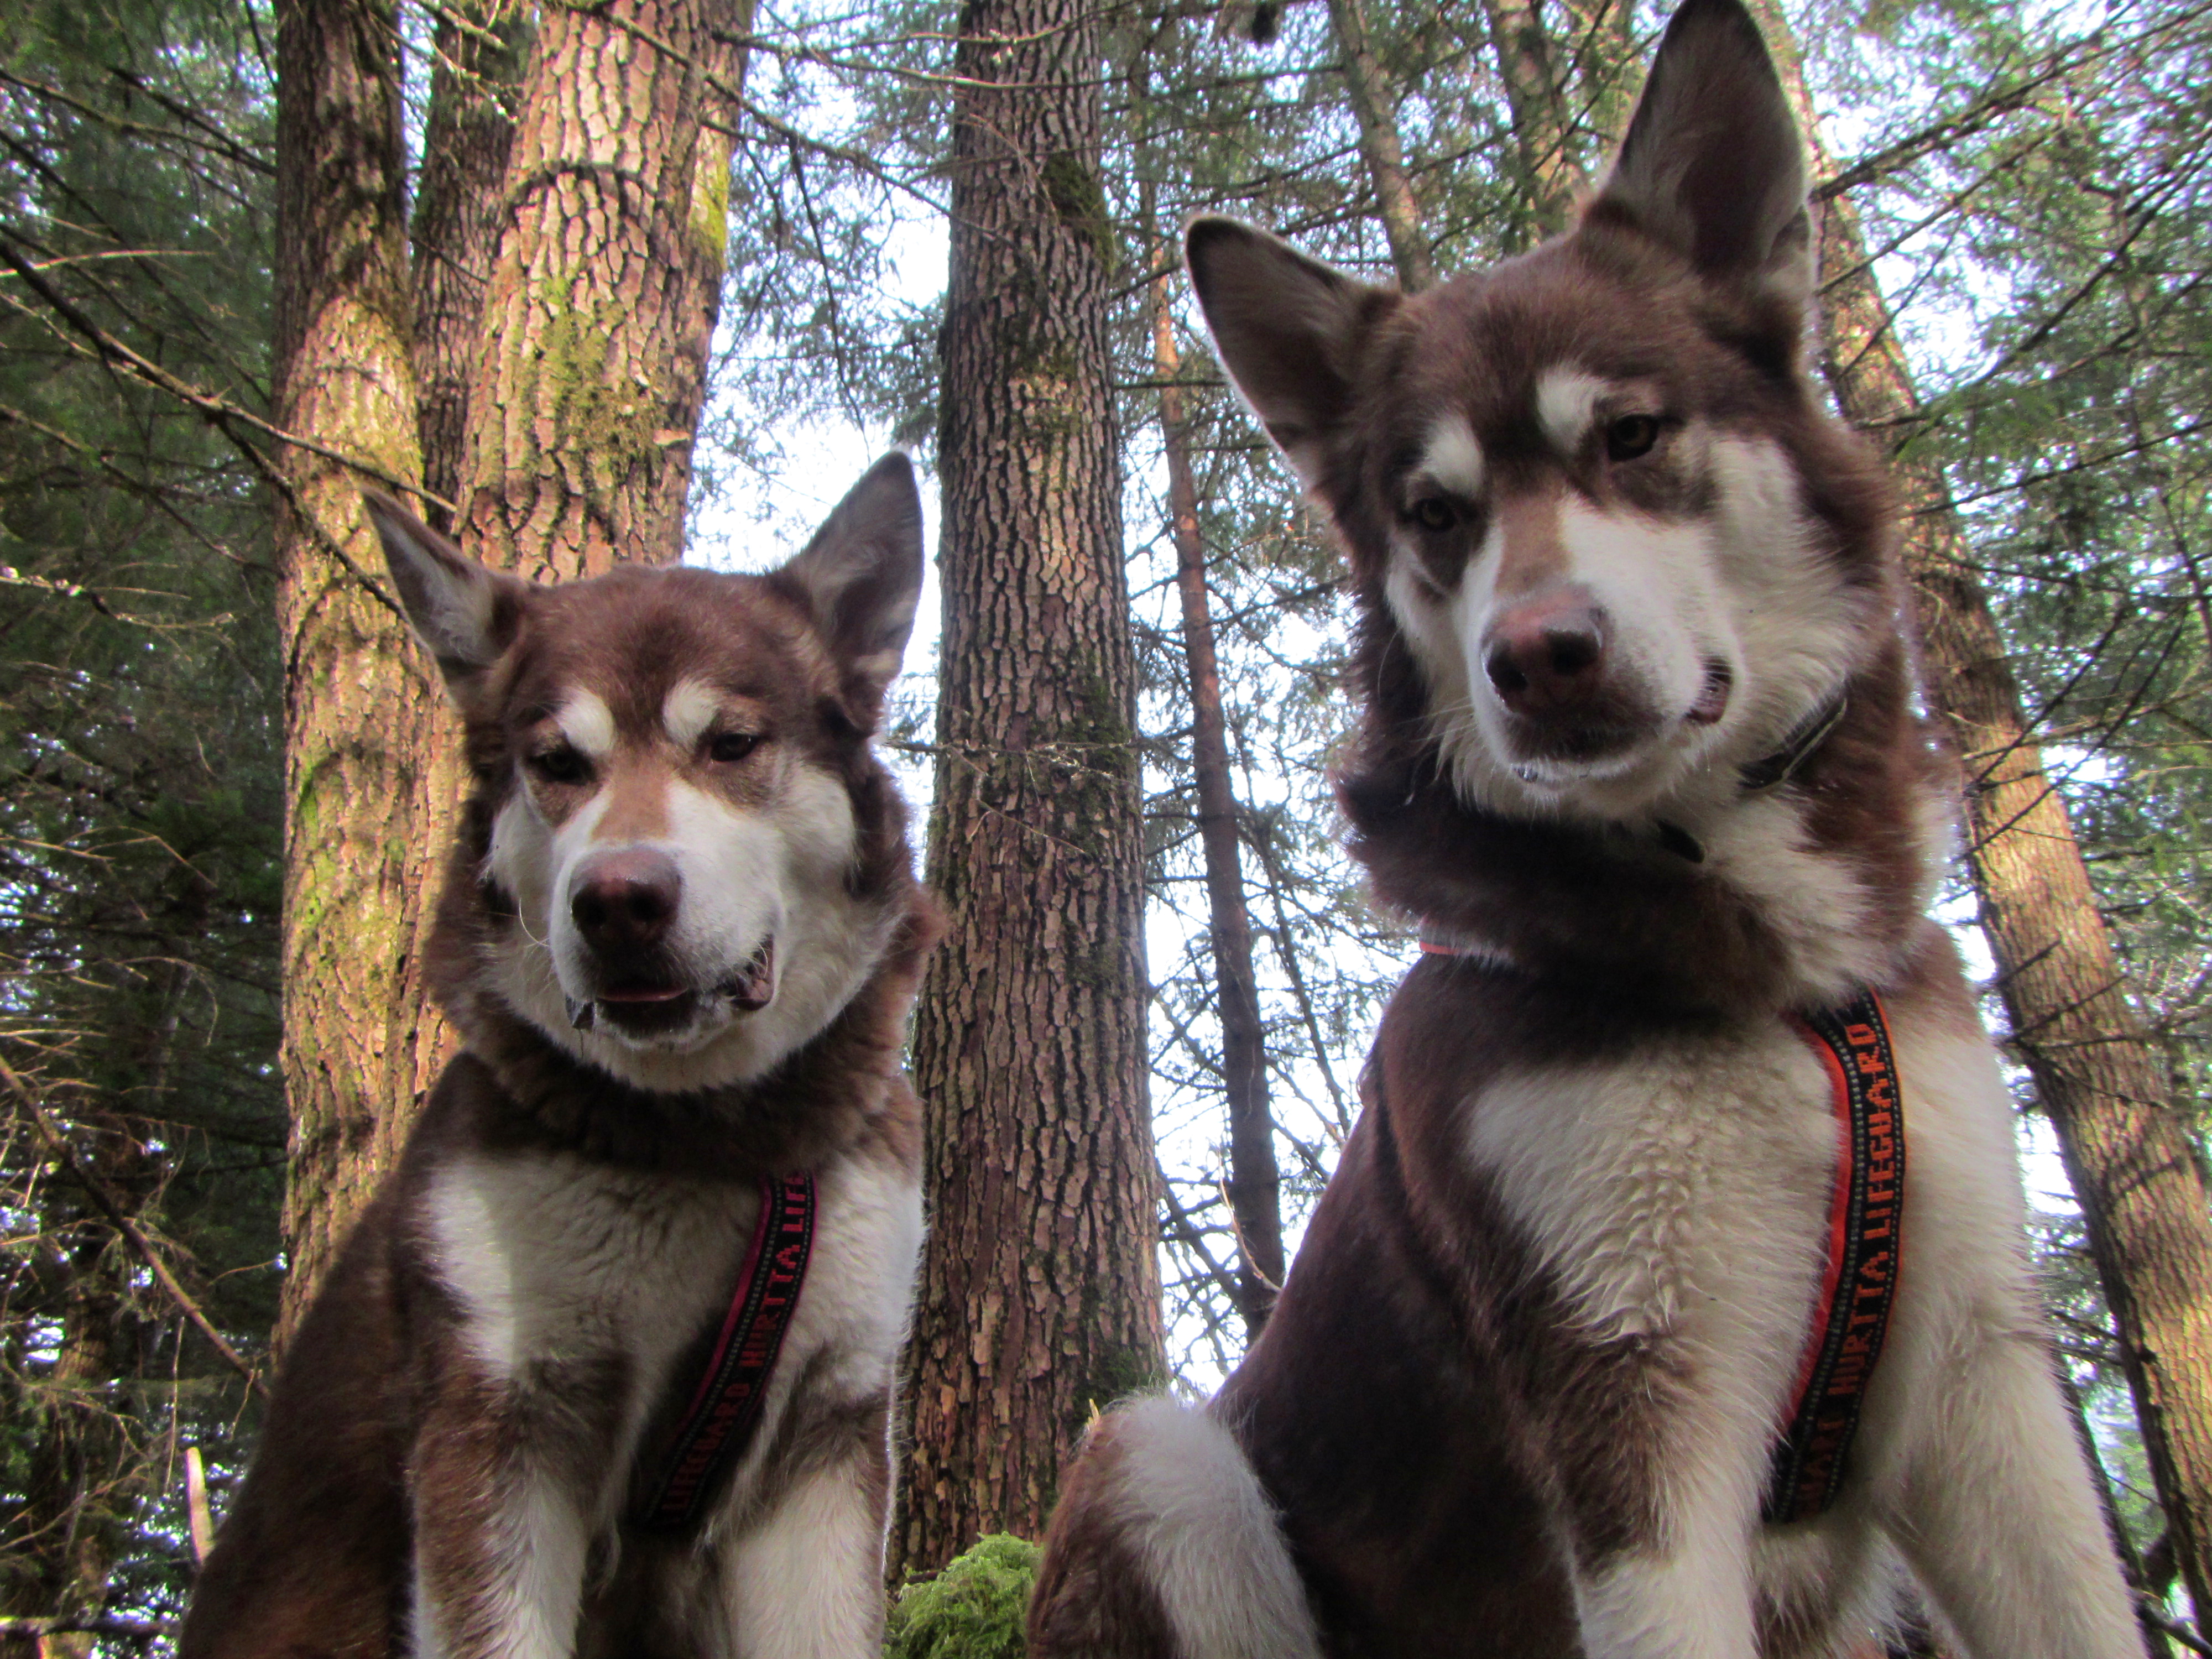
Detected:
left=637, top=1172, right=818, bottom=1531
left=1766, top=992, right=1905, bottom=1524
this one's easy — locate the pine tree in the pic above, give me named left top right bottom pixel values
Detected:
left=896, top=0, right=1165, bottom=1572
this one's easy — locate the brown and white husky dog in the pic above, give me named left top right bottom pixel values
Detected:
left=1026, top=4, right=2140, bottom=1656
left=180, top=456, right=940, bottom=1658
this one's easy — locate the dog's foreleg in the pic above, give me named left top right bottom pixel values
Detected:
left=1886, top=1321, right=2138, bottom=1659
left=717, top=1417, right=892, bottom=1659
left=1570, top=1510, right=1759, bottom=1659
left=409, top=1401, right=592, bottom=1659
left=1550, top=1375, right=1770, bottom=1659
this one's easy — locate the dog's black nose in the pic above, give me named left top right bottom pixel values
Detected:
left=569, top=848, right=682, bottom=953
left=1484, top=594, right=1608, bottom=713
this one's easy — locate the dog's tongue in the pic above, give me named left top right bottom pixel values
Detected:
left=726, top=940, right=775, bottom=1012
left=1688, top=662, right=1733, bottom=726
left=598, top=983, right=688, bottom=1004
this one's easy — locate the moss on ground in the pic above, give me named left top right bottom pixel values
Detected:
left=886, top=1533, right=1040, bottom=1659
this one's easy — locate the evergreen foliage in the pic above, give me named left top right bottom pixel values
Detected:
left=0, top=0, right=281, bottom=1635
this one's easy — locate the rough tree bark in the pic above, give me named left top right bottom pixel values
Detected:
left=1750, top=3, right=2212, bottom=1625
left=270, top=0, right=434, bottom=1345
left=411, top=0, right=530, bottom=528
left=1150, top=226, right=1284, bottom=1340
left=895, top=0, right=1164, bottom=1575
left=451, top=0, right=747, bottom=580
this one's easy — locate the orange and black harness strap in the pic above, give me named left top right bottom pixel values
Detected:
left=1767, top=993, right=1905, bottom=1524
left=636, top=1172, right=817, bottom=1532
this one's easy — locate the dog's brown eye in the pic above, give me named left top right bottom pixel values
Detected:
left=708, top=731, right=762, bottom=764
left=1411, top=497, right=1459, bottom=533
left=1606, top=415, right=1662, bottom=461
left=531, top=746, right=591, bottom=785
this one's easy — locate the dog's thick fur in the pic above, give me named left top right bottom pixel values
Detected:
left=1027, top=5, right=2140, bottom=1656
left=180, top=457, right=940, bottom=1658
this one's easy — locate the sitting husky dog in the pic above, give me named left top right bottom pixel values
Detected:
left=181, top=457, right=938, bottom=1657
left=1026, top=3, right=2139, bottom=1656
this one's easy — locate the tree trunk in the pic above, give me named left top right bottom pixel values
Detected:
left=1750, top=1, right=2212, bottom=1621
left=895, top=0, right=1163, bottom=1574
left=411, top=0, right=529, bottom=530
left=270, top=0, right=434, bottom=1345
left=452, top=0, right=747, bottom=581
left=1324, top=0, right=1433, bottom=290
left=1150, top=229, right=1284, bottom=1340
left=379, top=2, right=536, bottom=1249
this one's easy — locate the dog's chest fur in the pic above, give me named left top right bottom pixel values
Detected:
left=1369, top=932, right=2034, bottom=1563
left=417, top=1130, right=922, bottom=1519
left=1464, top=1017, right=1835, bottom=1355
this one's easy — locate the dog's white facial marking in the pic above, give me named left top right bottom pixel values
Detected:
left=1409, top=492, right=1732, bottom=817
left=1553, top=495, right=1718, bottom=721
left=555, top=688, right=617, bottom=763
left=487, top=747, right=886, bottom=1093
left=488, top=788, right=559, bottom=934
left=1416, top=413, right=1485, bottom=502
left=1704, top=437, right=1865, bottom=752
left=1536, top=367, right=1608, bottom=455
left=1383, top=549, right=1468, bottom=683
left=1108, top=1399, right=1326, bottom=1659
left=661, top=677, right=723, bottom=753
left=1393, top=430, right=1882, bottom=857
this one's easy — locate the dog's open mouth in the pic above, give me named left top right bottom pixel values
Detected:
left=568, top=940, right=776, bottom=1036
left=586, top=979, right=698, bottom=1036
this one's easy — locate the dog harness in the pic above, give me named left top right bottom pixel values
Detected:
left=1765, top=992, right=1904, bottom=1523
left=1415, top=946, right=1904, bottom=1524
left=635, top=1172, right=817, bottom=1531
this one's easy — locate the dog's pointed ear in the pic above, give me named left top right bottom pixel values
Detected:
left=363, top=490, right=527, bottom=686
left=1185, top=216, right=1398, bottom=492
left=1587, top=0, right=1812, bottom=312
left=775, top=453, right=925, bottom=726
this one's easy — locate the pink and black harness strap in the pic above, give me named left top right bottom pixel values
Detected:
left=635, top=1172, right=817, bottom=1533
left=1766, top=992, right=1905, bottom=1524
left=1416, top=942, right=1905, bottom=1525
